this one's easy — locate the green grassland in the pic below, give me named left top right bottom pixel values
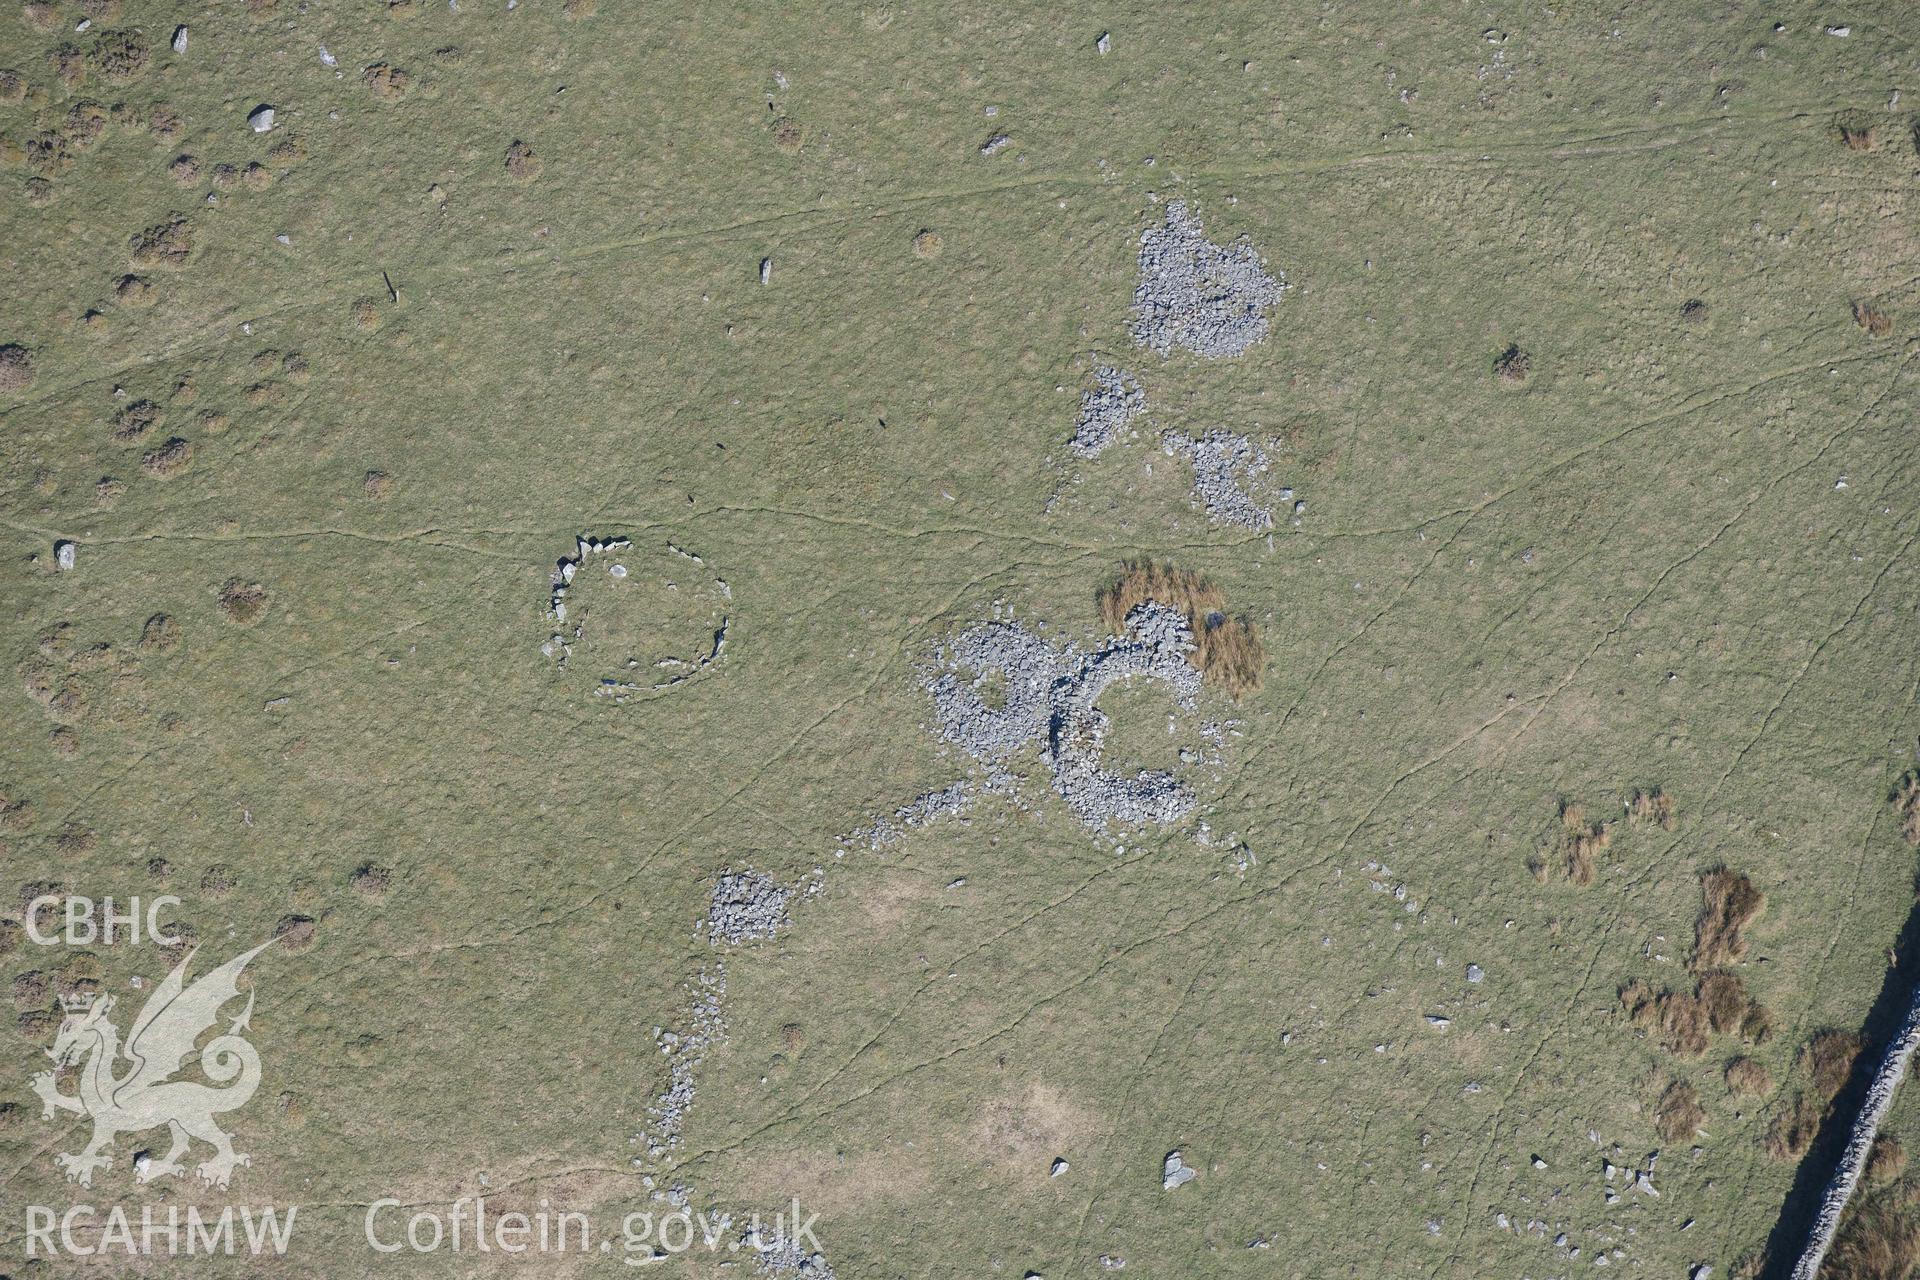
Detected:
left=2, top=2, right=1919, bottom=1277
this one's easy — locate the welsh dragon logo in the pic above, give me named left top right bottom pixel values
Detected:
left=32, top=940, right=276, bottom=1188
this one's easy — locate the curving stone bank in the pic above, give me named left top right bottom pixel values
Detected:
left=1789, top=983, right=1920, bottom=1280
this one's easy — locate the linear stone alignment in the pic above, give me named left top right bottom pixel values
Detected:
left=542, top=533, right=631, bottom=665
left=925, top=602, right=1204, bottom=834
left=846, top=780, right=978, bottom=851
left=1130, top=200, right=1287, bottom=359
left=1789, top=983, right=1920, bottom=1280
left=635, top=963, right=727, bottom=1162
left=1045, top=602, right=1202, bottom=828
left=543, top=536, right=733, bottom=696
left=1161, top=429, right=1279, bottom=530
left=1070, top=365, right=1147, bottom=458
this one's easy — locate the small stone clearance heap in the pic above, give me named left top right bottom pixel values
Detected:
left=1130, top=200, right=1287, bottom=360
left=1070, top=366, right=1147, bottom=458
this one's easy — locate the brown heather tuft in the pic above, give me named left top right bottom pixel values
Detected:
left=1765, top=1093, right=1825, bottom=1160
left=139, top=613, right=178, bottom=652
left=1801, top=1029, right=1864, bottom=1103
left=1493, top=343, right=1531, bottom=383
left=129, top=217, right=192, bottom=268
left=1622, top=981, right=1710, bottom=1057
left=1855, top=300, right=1894, bottom=337
left=1695, top=868, right=1765, bottom=970
left=1726, top=1056, right=1773, bottom=1097
left=273, top=914, right=316, bottom=950
left=218, top=580, right=269, bottom=626
left=1628, top=787, right=1677, bottom=830
left=1698, top=971, right=1752, bottom=1035
left=86, top=28, right=148, bottom=81
left=111, top=399, right=160, bottom=441
left=1624, top=971, right=1769, bottom=1058
left=504, top=139, right=542, bottom=180
left=1656, top=1080, right=1706, bottom=1143
left=350, top=864, right=392, bottom=898
left=1868, top=1137, right=1909, bottom=1186
left=1895, top=772, right=1920, bottom=846
left=1826, top=1179, right=1920, bottom=1280
left=0, top=343, right=34, bottom=391
left=140, top=437, right=191, bottom=478
left=1840, top=123, right=1879, bottom=151
left=362, top=62, right=410, bottom=99
left=1552, top=801, right=1611, bottom=886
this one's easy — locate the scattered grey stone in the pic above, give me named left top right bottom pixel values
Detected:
left=1425, top=1015, right=1452, bottom=1031
left=1051, top=1157, right=1069, bottom=1176
left=1096, top=31, right=1111, bottom=54
left=919, top=603, right=1216, bottom=837
left=1162, top=1150, right=1198, bottom=1190
left=1690, top=1266, right=1712, bottom=1280
left=980, top=134, right=1012, bottom=157
left=1466, top=963, right=1485, bottom=983
left=1636, top=1172, right=1658, bottom=1198
left=927, top=621, right=1062, bottom=762
left=1130, top=200, right=1286, bottom=359
left=319, top=45, right=337, bottom=66
left=707, top=869, right=793, bottom=945
left=1161, top=429, right=1277, bottom=529
left=248, top=104, right=276, bottom=133
left=759, top=257, right=772, bottom=285
left=637, top=964, right=727, bottom=1160
left=53, top=540, right=75, bottom=572
left=170, top=25, right=187, bottom=53
left=1043, top=603, right=1202, bottom=830
left=1533, top=1156, right=1548, bottom=1169
left=1069, top=366, right=1145, bottom=458
left=744, top=1220, right=834, bottom=1278
left=1825, top=24, right=1851, bottom=36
